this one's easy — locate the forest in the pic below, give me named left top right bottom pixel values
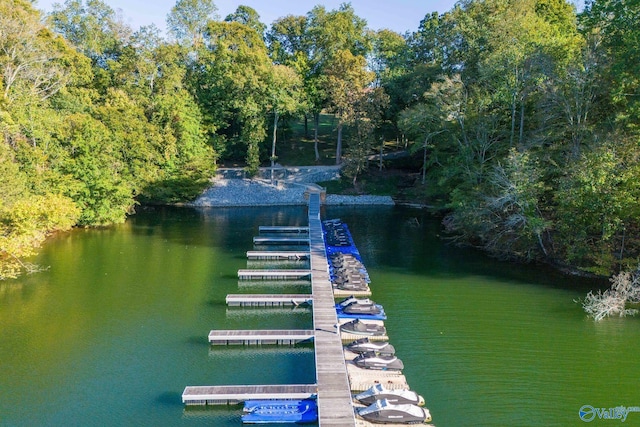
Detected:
left=0, top=0, right=639, bottom=279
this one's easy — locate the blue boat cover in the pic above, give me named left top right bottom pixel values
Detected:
left=335, top=305, right=387, bottom=320
left=242, top=399, right=318, bottom=424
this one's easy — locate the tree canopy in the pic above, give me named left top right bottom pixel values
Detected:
left=2, top=0, right=640, bottom=279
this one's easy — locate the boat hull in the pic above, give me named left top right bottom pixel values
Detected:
left=242, top=399, right=318, bottom=424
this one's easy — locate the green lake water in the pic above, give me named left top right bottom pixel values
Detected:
left=1, top=205, right=639, bottom=426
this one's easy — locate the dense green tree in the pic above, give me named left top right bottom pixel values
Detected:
left=555, top=135, right=640, bottom=273
left=4, top=0, right=640, bottom=280
left=166, top=0, right=218, bottom=48
left=342, top=86, right=389, bottom=185
left=371, top=29, right=407, bottom=86
left=48, top=0, right=131, bottom=67
left=0, top=0, right=217, bottom=278
left=225, top=5, right=266, bottom=38
left=266, top=15, right=316, bottom=153
left=267, top=14, right=308, bottom=67
left=445, top=149, right=550, bottom=260
left=324, top=50, right=374, bottom=164
left=267, top=65, right=302, bottom=174
left=306, top=4, right=373, bottom=160
left=1, top=0, right=71, bottom=103
left=0, top=192, right=79, bottom=279
left=582, top=0, right=640, bottom=127
left=398, top=98, right=445, bottom=185
left=192, top=21, right=271, bottom=173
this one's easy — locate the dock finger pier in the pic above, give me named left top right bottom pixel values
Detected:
left=182, top=191, right=432, bottom=426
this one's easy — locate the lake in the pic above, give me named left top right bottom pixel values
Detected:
left=1, top=205, right=639, bottom=426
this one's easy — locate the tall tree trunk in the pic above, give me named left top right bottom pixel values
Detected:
left=270, top=110, right=279, bottom=182
left=518, top=100, right=525, bottom=147
left=510, top=92, right=517, bottom=147
left=314, top=112, right=320, bottom=162
left=422, top=141, right=428, bottom=185
left=379, top=137, right=384, bottom=171
left=510, top=66, right=518, bottom=147
left=336, top=120, right=343, bottom=165
left=304, top=113, right=308, bottom=138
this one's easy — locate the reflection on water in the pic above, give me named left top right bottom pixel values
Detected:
left=237, top=280, right=312, bottom=289
left=246, top=260, right=310, bottom=269
left=225, top=307, right=312, bottom=318
left=208, top=344, right=315, bottom=359
left=0, top=205, right=638, bottom=427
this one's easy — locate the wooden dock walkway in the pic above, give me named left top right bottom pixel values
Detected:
left=253, top=236, right=309, bottom=245
left=307, top=192, right=357, bottom=426
left=226, top=294, right=312, bottom=306
left=258, top=226, right=309, bottom=234
left=184, top=191, right=357, bottom=425
left=208, top=329, right=315, bottom=345
left=246, top=250, right=310, bottom=260
left=182, top=384, right=317, bottom=405
left=237, top=269, right=311, bottom=280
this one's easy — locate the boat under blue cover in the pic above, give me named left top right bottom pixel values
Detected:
left=242, top=399, right=318, bottom=424
left=336, top=308, right=387, bottom=320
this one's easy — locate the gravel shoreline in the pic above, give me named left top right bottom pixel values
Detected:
left=189, top=177, right=395, bottom=207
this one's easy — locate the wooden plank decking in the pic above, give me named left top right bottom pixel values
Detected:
left=246, top=251, right=310, bottom=260
left=184, top=191, right=357, bottom=425
left=225, top=294, right=312, bottom=306
left=182, top=384, right=317, bottom=405
left=237, top=269, right=311, bottom=280
left=253, top=236, right=309, bottom=245
left=208, top=329, right=315, bottom=345
left=307, top=191, right=357, bottom=426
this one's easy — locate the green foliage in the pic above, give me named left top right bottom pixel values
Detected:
left=166, top=0, right=218, bottom=47
left=0, top=193, right=80, bottom=279
left=225, top=5, right=266, bottom=37
left=3, top=0, right=640, bottom=280
left=48, top=0, right=131, bottom=66
left=444, top=149, right=551, bottom=260
left=0, top=0, right=216, bottom=278
left=582, top=0, right=640, bottom=128
left=324, top=49, right=375, bottom=164
left=342, top=87, right=389, bottom=185
left=555, top=135, right=640, bottom=273
left=56, top=113, right=135, bottom=225
left=190, top=21, right=271, bottom=168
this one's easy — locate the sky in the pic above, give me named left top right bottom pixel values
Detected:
left=34, top=0, right=461, bottom=35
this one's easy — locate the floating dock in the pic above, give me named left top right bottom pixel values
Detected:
left=258, top=226, right=309, bottom=234
left=333, top=288, right=372, bottom=298
left=253, top=236, right=309, bottom=245
left=237, top=269, right=311, bottom=280
left=339, top=332, right=389, bottom=343
left=225, top=294, right=312, bottom=307
left=208, top=329, right=315, bottom=345
left=246, top=251, right=310, bottom=260
left=184, top=191, right=375, bottom=425
left=307, top=192, right=358, bottom=426
left=346, top=364, right=409, bottom=392
left=182, top=384, right=317, bottom=405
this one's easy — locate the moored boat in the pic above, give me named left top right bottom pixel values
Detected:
left=357, top=398, right=431, bottom=424
left=241, top=399, right=318, bottom=424
left=345, top=338, right=396, bottom=356
left=340, top=319, right=386, bottom=336
left=335, top=296, right=387, bottom=320
left=355, top=384, right=425, bottom=406
left=353, top=351, right=404, bottom=370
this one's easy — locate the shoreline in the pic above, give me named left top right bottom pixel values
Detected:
left=188, top=177, right=395, bottom=207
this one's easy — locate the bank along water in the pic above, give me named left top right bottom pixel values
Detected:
left=1, top=205, right=639, bottom=426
